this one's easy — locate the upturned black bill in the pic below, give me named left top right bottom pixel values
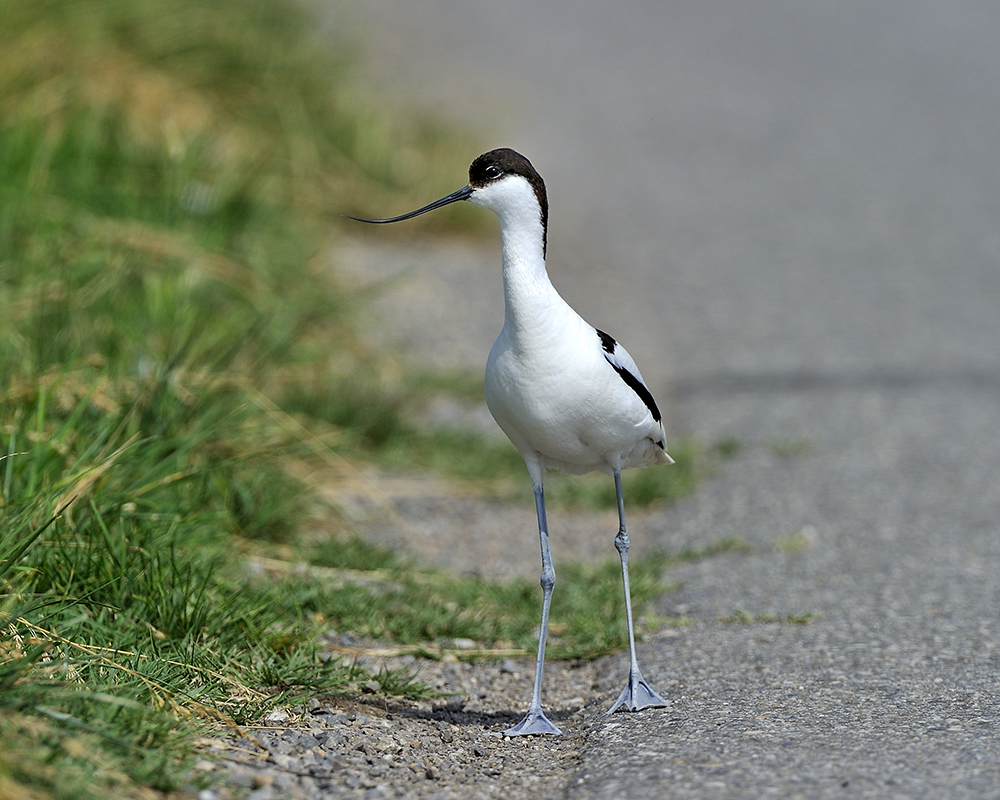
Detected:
left=345, top=184, right=474, bottom=224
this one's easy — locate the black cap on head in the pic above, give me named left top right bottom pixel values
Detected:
left=469, top=148, right=548, bottom=255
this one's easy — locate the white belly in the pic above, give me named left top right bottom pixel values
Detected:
left=485, top=321, right=664, bottom=476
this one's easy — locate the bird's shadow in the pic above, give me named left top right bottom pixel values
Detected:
left=342, top=693, right=580, bottom=733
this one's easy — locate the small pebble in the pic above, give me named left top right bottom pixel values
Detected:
left=198, top=657, right=595, bottom=797
left=272, top=772, right=298, bottom=791
left=252, top=773, right=274, bottom=789
left=263, top=708, right=289, bottom=725
left=318, top=730, right=344, bottom=748
left=225, top=770, right=256, bottom=789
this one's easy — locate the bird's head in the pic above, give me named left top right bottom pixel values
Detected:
left=346, top=147, right=548, bottom=255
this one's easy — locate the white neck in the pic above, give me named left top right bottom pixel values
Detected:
left=470, top=176, right=563, bottom=342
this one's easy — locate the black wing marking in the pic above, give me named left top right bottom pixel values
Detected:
left=596, top=329, right=663, bottom=424
left=597, top=329, right=616, bottom=354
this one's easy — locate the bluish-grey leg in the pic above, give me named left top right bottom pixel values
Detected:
left=504, top=484, right=562, bottom=735
left=607, top=469, right=668, bottom=714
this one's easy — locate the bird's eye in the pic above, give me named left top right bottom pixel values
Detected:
left=485, top=165, right=502, bottom=179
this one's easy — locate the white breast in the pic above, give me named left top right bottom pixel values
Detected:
left=485, top=297, right=667, bottom=477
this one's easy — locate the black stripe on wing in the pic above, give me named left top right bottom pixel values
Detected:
left=596, top=329, right=663, bottom=424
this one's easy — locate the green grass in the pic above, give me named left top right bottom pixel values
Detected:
left=0, top=0, right=475, bottom=795
left=0, top=1, right=711, bottom=796
left=301, top=550, right=672, bottom=661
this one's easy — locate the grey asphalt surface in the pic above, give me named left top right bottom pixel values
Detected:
left=344, top=1, right=1000, bottom=797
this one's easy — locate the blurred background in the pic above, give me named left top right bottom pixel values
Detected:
left=341, top=6, right=1000, bottom=796
left=348, top=0, right=1000, bottom=430
left=2, top=0, right=999, bottom=796
left=0, top=0, right=494, bottom=794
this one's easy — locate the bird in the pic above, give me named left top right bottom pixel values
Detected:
left=347, top=148, right=672, bottom=736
